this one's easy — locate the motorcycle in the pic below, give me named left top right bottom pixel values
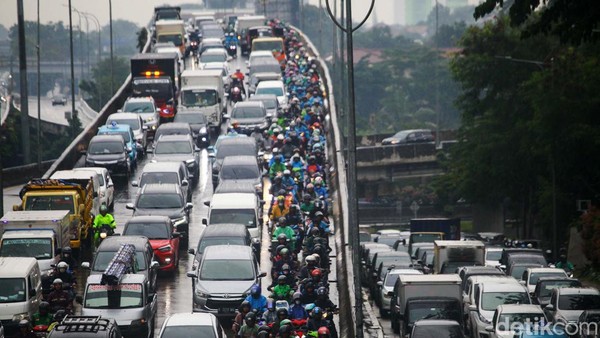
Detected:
left=226, top=42, right=237, bottom=57
left=94, top=224, right=115, bottom=248
left=229, top=86, right=243, bottom=105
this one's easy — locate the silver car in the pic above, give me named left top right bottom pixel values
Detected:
left=106, top=112, right=148, bottom=153
left=158, top=312, right=226, bottom=337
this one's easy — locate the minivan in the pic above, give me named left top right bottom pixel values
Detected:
left=203, top=192, right=264, bottom=243
left=188, top=223, right=258, bottom=269
left=0, top=257, right=42, bottom=334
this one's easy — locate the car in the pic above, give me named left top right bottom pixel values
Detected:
left=375, top=234, right=405, bottom=247
left=462, top=275, right=519, bottom=332
left=532, top=277, right=582, bottom=306
left=485, top=246, right=504, bottom=267
left=369, top=251, right=413, bottom=293
left=227, top=101, right=269, bottom=135
left=150, top=134, right=200, bottom=185
left=157, top=312, right=226, bottom=337
left=247, top=50, right=277, bottom=69
left=80, top=273, right=157, bottom=338
left=51, top=94, right=67, bottom=106
left=544, top=287, right=600, bottom=324
left=248, top=93, right=279, bottom=123
left=106, top=112, right=148, bottom=154
left=359, top=231, right=372, bottom=243
left=126, top=184, right=193, bottom=249
left=173, top=111, right=211, bottom=148
left=203, top=192, right=263, bottom=245
left=508, top=262, right=545, bottom=280
left=378, top=268, right=423, bottom=317
left=201, top=25, right=224, bottom=40
left=411, top=319, right=465, bottom=338
left=187, top=245, right=266, bottom=317
left=247, top=71, right=282, bottom=95
left=47, top=316, right=122, bottom=338
left=123, top=216, right=181, bottom=274
left=458, top=265, right=505, bottom=293
left=97, top=123, right=138, bottom=166
left=254, top=80, right=287, bottom=108
left=200, top=38, right=225, bottom=54
left=198, top=48, right=229, bottom=70
left=120, top=96, right=161, bottom=138
left=382, top=129, right=435, bottom=145
left=188, top=223, right=257, bottom=269
left=469, top=281, right=531, bottom=338
left=84, top=135, right=131, bottom=177
left=478, top=232, right=506, bottom=245
left=73, top=167, right=115, bottom=210
left=217, top=155, right=262, bottom=193
left=132, top=161, right=191, bottom=202
left=151, top=122, right=194, bottom=149
left=522, top=268, right=568, bottom=294
left=247, top=59, right=281, bottom=81
left=210, top=136, right=259, bottom=188
left=81, top=235, right=159, bottom=292
left=485, top=304, right=546, bottom=338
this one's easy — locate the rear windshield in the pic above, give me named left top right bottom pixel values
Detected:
left=529, top=272, right=567, bottom=285
left=481, top=292, right=530, bottom=311
left=0, top=278, right=26, bottom=303
left=139, top=172, right=179, bottom=186
left=407, top=301, right=461, bottom=324
left=137, top=193, right=183, bottom=209
left=232, top=107, right=266, bottom=118
left=200, top=259, right=254, bottom=280
left=89, top=141, right=123, bottom=155
left=198, top=237, right=246, bottom=254
left=538, top=281, right=581, bottom=298
left=124, top=222, right=170, bottom=239
left=209, top=209, right=257, bottom=228
left=221, top=165, right=259, bottom=180
left=486, top=250, right=503, bottom=262
left=123, top=101, right=155, bottom=113
left=25, top=195, right=74, bottom=213
left=108, top=118, right=140, bottom=130
left=99, top=130, right=131, bottom=143
left=256, top=86, right=283, bottom=97
left=93, top=251, right=146, bottom=271
left=559, top=294, right=600, bottom=310
left=217, top=144, right=256, bottom=159
left=201, top=54, right=226, bottom=63
left=161, top=326, right=216, bottom=338
left=155, top=140, right=192, bottom=154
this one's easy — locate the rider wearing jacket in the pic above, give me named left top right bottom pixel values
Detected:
left=93, top=204, right=116, bottom=241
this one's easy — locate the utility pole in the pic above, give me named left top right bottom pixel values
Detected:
left=17, top=0, right=30, bottom=164
left=109, top=0, right=114, bottom=95
left=68, top=0, right=76, bottom=121
left=36, top=0, right=41, bottom=172
left=434, top=0, right=440, bottom=146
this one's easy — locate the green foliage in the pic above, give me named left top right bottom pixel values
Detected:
left=434, top=22, right=468, bottom=48
left=79, top=57, right=129, bottom=111
left=137, top=28, right=148, bottom=53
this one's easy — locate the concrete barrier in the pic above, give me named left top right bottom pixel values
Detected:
left=2, top=160, right=55, bottom=187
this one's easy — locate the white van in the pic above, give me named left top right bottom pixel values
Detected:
left=202, top=192, right=264, bottom=241
left=0, top=257, right=42, bottom=331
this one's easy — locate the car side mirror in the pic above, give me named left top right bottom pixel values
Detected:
left=186, top=271, right=197, bottom=278
left=545, top=304, right=555, bottom=311
left=188, top=248, right=196, bottom=255
left=469, top=305, right=477, bottom=312
left=151, top=261, right=160, bottom=269
left=127, top=146, right=133, bottom=152
left=202, top=218, right=208, bottom=225
left=258, top=272, right=267, bottom=278
left=485, top=326, right=494, bottom=333
left=131, top=181, right=139, bottom=187
left=80, top=149, right=87, bottom=155
left=519, top=280, right=526, bottom=285
left=172, top=232, right=180, bottom=238
left=377, top=281, right=383, bottom=287
left=223, top=114, right=230, bottom=119
left=107, top=181, right=114, bottom=188
left=181, top=179, right=189, bottom=187
left=126, top=203, right=135, bottom=210
left=185, top=203, right=193, bottom=210
left=142, top=125, right=148, bottom=131
left=203, top=201, right=210, bottom=207
left=81, top=262, right=90, bottom=269
left=387, top=291, right=394, bottom=297
left=499, top=264, right=506, bottom=271
left=147, top=294, right=155, bottom=303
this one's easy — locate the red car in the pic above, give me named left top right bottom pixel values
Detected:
left=123, top=215, right=180, bottom=273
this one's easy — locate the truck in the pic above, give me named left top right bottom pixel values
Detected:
left=236, top=15, right=267, bottom=56
left=179, top=69, right=225, bottom=132
left=433, top=240, right=486, bottom=274
left=0, top=210, right=70, bottom=277
left=408, top=218, right=461, bottom=256
left=12, top=178, right=96, bottom=253
left=50, top=169, right=101, bottom=216
left=131, top=53, right=180, bottom=122
left=154, top=20, right=186, bottom=55
left=389, top=274, right=462, bottom=334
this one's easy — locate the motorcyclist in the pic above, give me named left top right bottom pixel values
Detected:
left=244, top=284, right=268, bottom=315
left=269, top=155, right=286, bottom=180
left=54, top=262, right=76, bottom=300
left=262, top=298, right=278, bottom=325
left=232, top=67, right=245, bottom=82
left=555, top=254, right=575, bottom=273
left=317, top=326, right=332, bottom=338
left=298, top=255, right=319, bottom=280
left=59, top=246, right=78, bottom=270
left=271, top=310, right=290, bottom=336
left=46, top=278, right=72, bottom=314
left=238, top=312, right=259, bottom=338
left=289, top=292, right=308, bottom=319
left=11, top=319, right=36, bottom=338
left=315, top=287, right=336, bottom=312
left=270, top=275, right=293, bottom=302
left=307, top=307, right=337, bottom=338
left=32, top=301, right=53, bottom=326
left=93, top=204, right=116, bottom=244
left=269, top=196, right=290, bottom=221
left=228, top=120, right=243, bottom=134
left=273, top=218, right=296, bottom=252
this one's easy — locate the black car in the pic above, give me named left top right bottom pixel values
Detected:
left=217, top=155, right=262, bottom=194
left=126, top=183, right=193, bottom=248
left=85, top=135, right=131, bottom=177
left=227, top=101, right=269, bottom=136
left=211, top=137, right=259, bottom=188
left=173, top=111, right=210, bottom=148
left=150, top=134, right=201, bottom=185
left=48, top=316, right=122, bottom=338
left=188, top=223, right=258, bottom=269
left=132, top=161, right=192, bottom=202
left=381, top=129, right=435, bottom=145
left=151, top=122, right=194, bottom=149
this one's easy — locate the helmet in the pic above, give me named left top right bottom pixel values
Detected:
left=306, top=183, right=314, bottom=190
left=277, top=195, right=285, bottom=202
left=306, top=255, right=317, bottom=264
left=276, top=245, right=286, bottom=255
left=280, top=319, right=292, bottom=327
left=272, top=147, right=280, bottom=153
left=277, top=307, right=288, bottom=317
left=311, top=269, right=322, bottom=278
left=283, top=169, right=291, bottom=175
left=314, top=177, right=323, bottom=185
left=315, top=211, right=324, bottom=217
left=240, top=300, right=251, bottom=310
left=282, top=264, right=290, bottom=271
left=279, top=324, right=292, bottom=334
left=57, top=261, right=68, bottom=271
left=317, top=286, right=328, bottom=296
left=250, top=284, right=261, bottom=296
left=100, top=204, right=108, bottom=213
left=305, top=303, right=316, bottom=312
left=39, top=301, right=50, bottom=311
left=259, top=325, right=271, bottom=332
left=278, top=275, right=287, bottom=283
left=312, top=306, right=322, bottom=317
left=293, top=292, right=302, bottom=300
left=311, top=227, right=320, bottom=236
left=277, top=134, right=284, bottom=141
left=53, top=278, right=63, bottom=285
left=318, top=326, right=331, bottom=336
left=62, top=246, right=72, bottom=254
left=245, top=312, right=256, bottom=322
left=18, top=319, right=30, bottom=328
left=280, top=248, right=289, bottom=256
left=278, top=217, right=287, bottom=225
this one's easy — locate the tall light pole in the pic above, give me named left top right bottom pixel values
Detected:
left=17, top=0, right=30, bottom=164
left=109, top=0, right=114, bottom=95
left=36, top=0, right=41, bottom=171
left=68, top=0, right=76, bottom=121
left=325, top=0, right=375, bottom=337
left=82, top=12, right=102, bottom=108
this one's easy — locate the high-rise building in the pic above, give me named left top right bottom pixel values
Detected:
left=405, top=0, right=433, bottom=25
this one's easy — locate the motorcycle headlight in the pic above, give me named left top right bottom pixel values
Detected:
left=158, top=245, right=172, bottom=252
left=12, top=312, right=28, bottom=322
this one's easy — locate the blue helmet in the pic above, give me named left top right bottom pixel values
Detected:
left=250, top=284, right=261, bottom=297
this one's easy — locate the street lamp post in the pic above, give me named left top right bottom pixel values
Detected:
left=109, top=0, right=114, bottom=95
left=17, top=0, right=30, bottom=164
left=36, top=0, right=41, bottom=172
left=68, top=0, right=76, bottom=120
left=82, top=12, right=102, bottom=108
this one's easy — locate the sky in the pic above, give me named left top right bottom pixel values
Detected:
left=0, top=0, right=481, bottom=30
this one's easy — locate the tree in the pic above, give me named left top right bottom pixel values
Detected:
left=137, top=28, right=148, bottom=53
left=474, top=0, right=600, bottom=44
left=80, top=57, right=129, bottom=111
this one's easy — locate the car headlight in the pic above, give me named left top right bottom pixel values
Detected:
left=130, top=318, right=147, bottom=326
left=158, top=245, right=172, bottom=252
left=391, top=139, right=400, bottom=144
left=195, top=287, right=209, bottom=298
left=145, top=117, right=155, bottom=122
left=12, top=313, right=28, bottom=322
left=201, top=137, right=207, bottom=142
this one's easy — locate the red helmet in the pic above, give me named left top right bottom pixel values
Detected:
left=313, top=122, right=321, bottom=128
left=317, top=326, right=330, bottom=336
left=311, top=268, right=322, bottom=278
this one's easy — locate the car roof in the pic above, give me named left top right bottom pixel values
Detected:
left=157, top=122, right=192, bottom=131
left=125, top=215, right=171, bottom=225
left=203, top=244, right=253, bottom=260
left=107, top=112, right=141, bottom=121
left=250, top=72, right=281, bottom=79
left=215, top=180, right=257, bottom=194
left=388, top=268, right=423, bottom=275
left=526, top=267, right=566, bottom=274
left=497, top=304, right=544, bottom=314
left=0, top=257, right=38, bottom=277
left=468, top=275, right=518, bottom=285
left=412, top=319, right=461, bottom=327
left=555, top=287, right=600, bottom=296
left=250, top=50, right=274, bottom=57
left=141, top=161, right=184, bottom=173
left=217, top=136, right=257, bottom=146
left=125, top=96, right=154, bottom=103
left=97, top=236, right=150, bottom=252
left=256, top=80, right=284, bottom=87
left=202, top=48, right=227, bottom=55
left=86, top=273, right=146, bottom=284
left=51, top=170, right=96, bottom=181
left=222, top=155, right=259, bottom=166
left=98, top=124, right=132, bottom=133
left=90, top=134, right=124, bottom=143
left=248, top=94, right=278, bottom=101
left=140, top=183, right=181, bottom=194
left=163, top=312, right=219, bottom=327
left=482, top=282, right=528, bottom=292
left=201, top=223, right=249, bottom=237
left=486, top=247, right=504, bottom=252
left=73, top=167, right=108, bottom=176
left=156, top=134, right=193, bottom=142
left=210, top=193, right=257, bottom=208
left=233, top=101, right=264, bottom=108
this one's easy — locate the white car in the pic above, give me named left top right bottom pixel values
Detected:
left=485, top=304, right=546, bottom=338
left=120, top=96, right=160, bottom=138
left=73, top=167, right=114, bottom=211
left=198, top=48, right=229, bottom=70
left=106, top=112, right=148, bottom=153
left=378, top=268, right=422, bottom=317
left=254, top=80, right=287, bottom=108
left=485, top=247, right=504, bottom=267
left=522, top=267, right=568, bottom=294
left=247, top=50, right=277, bottom=68
left=158, top=312, right=226, bottom=337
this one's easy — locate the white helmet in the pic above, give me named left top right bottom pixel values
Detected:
left=57, top=262, right=68, bottom=270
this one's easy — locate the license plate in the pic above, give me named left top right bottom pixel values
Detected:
left=219, top=308, right=235, bottom=313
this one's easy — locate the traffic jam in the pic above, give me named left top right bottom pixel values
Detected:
left=2, top=5, right=600, bottom=338
left=0, top=6, right=336, bottom=338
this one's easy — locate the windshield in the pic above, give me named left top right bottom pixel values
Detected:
left=253, top=40, right=283, bottom=51
left=84, top=283, right=143, bottom=309
left=251, top=64, right=280, bottom=74
left=108, top=118, right=140, bottom=130
left=538, top=281, right=581, bottom=298
left=139, top=172, right=179, bottom=186
left=486, top=250, right=503, bottom=262
left=209, top=209, right=257, bottom=228
left=154, top=140, right=192, bottom=154
left=558, top=294, right=600, bottom=310
left=99, top=130, right=131, bottom=143
left=198, top=237, right=246, bottom=254
left=385, top=273, right=402, bottom=287
left=124, top=223, right=169, bottom=239
left=377, top=236, right=402, bottom=247
left=511, top=266, right=533, bottom=280
left=216, top=144, right=256, bottom=159
left=408, top=302, right=461, bottom=324
left=89, top=141, right=123, bottom=155
left=161, top=326, right=216, bottom=338
left=123, top=101, right=155, bottom=113
left=25, top=195, right=74, bottom=213
left=497, top=313, right=544, bottom=331
left=0, top=278, right=26, bottom=303
left=393, top=131, right=411, bottom=138
left=481, top=292, right=530, bottom=311
left=200, top=259, right=254, bottom=280
left=182, top=90, right=218, bottom=107
left=0, top=238, right=52, bottom=260
left=93, top=251, right=146, bottom=271
left=201, top=54, right=226, bottom=63
left=256, top=86, right=283, bottom=97
left=377, top=256, right=412, bottom=269
left=175, top=114, right=208, bottom=125
left=221, top=165, right=259, bottom=180
left=412, top=325, right=463, bottom=338
left=137, top=193, right=183, bottom=209
left=529, top=272, right=566, bottom=285
left=157, top=34, right=182, bottom=46
left=232, top=107, right=265, bottom=118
